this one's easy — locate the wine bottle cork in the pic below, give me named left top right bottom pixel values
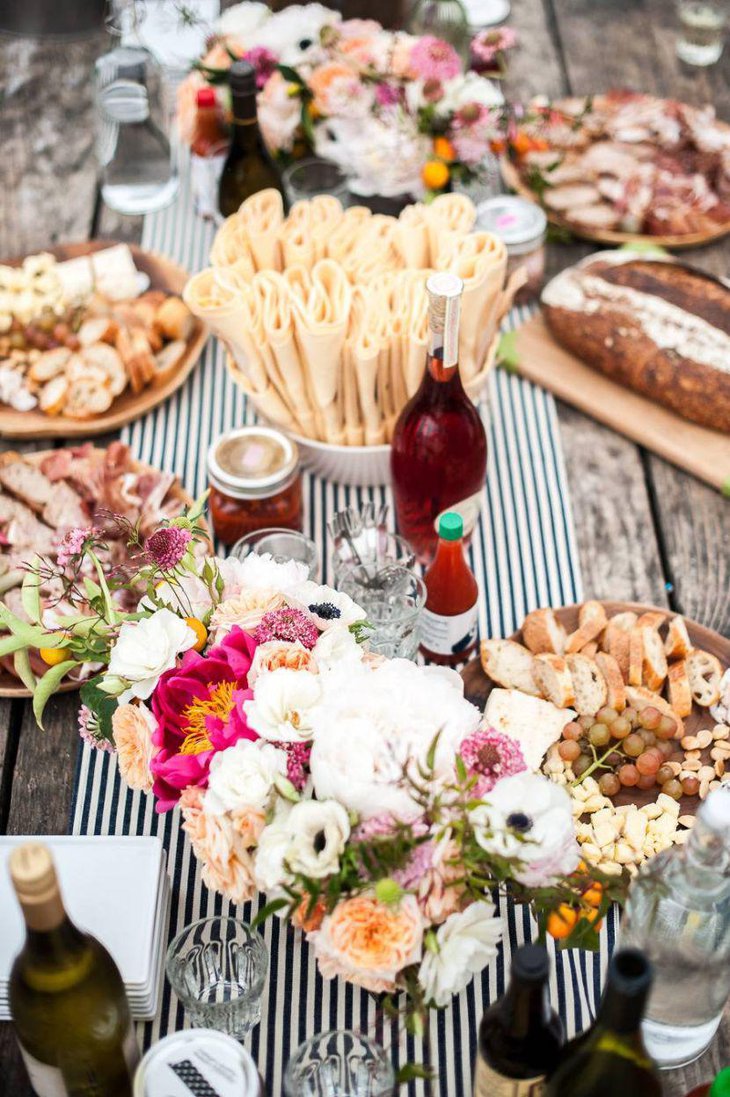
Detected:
left=9, top=842, right=66, bottom=931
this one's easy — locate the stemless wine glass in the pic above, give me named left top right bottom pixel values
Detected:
left=283, top=157, right=351, bottom=206
left=339, top=564, right=426, bottom=661
left=166, top=918, right=268, bottom=1038
left=284, top=1030, right=395, bottom=1097
left=230, top=527, right=320, bottom=580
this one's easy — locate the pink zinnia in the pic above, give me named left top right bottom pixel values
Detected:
left=253, top=608, right=319, bottom=650
left=471, top=26, right=518, bottom=66
left=57, top=527, right=94, bottom=568
left=459, top=727, right=527, bottom=796
left=145, top=526, right=192, bottom=571
left=409, top=36, right=461, bottom=82
left=243, top=46, right=278, bottom=89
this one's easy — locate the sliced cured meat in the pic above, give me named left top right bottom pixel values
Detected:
left=567, top=203, right=621, bottom=229
left=0, top=458, right=54, bottom=511
left=543, top=183, right=602, bottom=211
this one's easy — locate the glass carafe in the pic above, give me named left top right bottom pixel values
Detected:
left=406, top=0, right=469, bottom=55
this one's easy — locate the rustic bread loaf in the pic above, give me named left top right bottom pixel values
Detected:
left=541, top=254, right=730, bottom=433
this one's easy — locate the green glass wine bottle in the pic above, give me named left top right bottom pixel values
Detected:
left=545, top=948, right=662, bottom=1097
left=218, top=60, right=288, bottom=218
left=9, top=843, right=139, bottom=1097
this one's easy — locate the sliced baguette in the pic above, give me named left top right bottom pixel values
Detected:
left=607, top=629, right=631, bottom=682
left=667, top=659, right=693, bottom=719
left=480, top=639, right=541, bottom=697
left=600, top=612, right=638, bottom=652
left=566, top=600, right=608, bottom=654
left=594, top=651, right=626, bottom=713
left=641, top=626, right=668, bottom=692
left=152, top=340, right=187, bottom=388
left=665, top=616, right=692, bottom=661
left=566, top=653, right=607, bottom=715
left=625, top=686, right=684, bottom=739
left=522, top=608, right=567, bottom=655
left=636, top=610, right=667, bottom=631
left=628, top=627, right=644, bottom=687
left=582, top=640, right=598, bottom=658
left=533, top=654, right=575, bottom=708
left=687, top=649, right=723, bottom=708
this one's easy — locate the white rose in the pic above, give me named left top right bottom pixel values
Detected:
left=107, top=608, right=196, bottom=703
left=285, top=799, right=350, bottom=879
left=418, top=901, right=503, bottom=1007
left=205, top=739, right=287, bottom=816
left=313, top=622, right=363, bottom=672
left=220, top=553, right=309, bottom=598
left=470, top=772, right=580, bottom=887
left=437, top=71, right=504, bottom=115
left=244, top=667, right=322, bottom=742
left=216, top=2, right=270, bottom=38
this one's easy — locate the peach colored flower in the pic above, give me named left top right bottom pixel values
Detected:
left=338, top=36, right=379, bottom=67
left=209, top=589, right=286, bottom=644
left=307, top=62, right=358, bottom=114
left=112, top=703, right=157, bottom=793
left=230, top=805, right=266, bottom=847
left=180, top=788, right=256, bottom=904
left=248, top=640, right=318, bottom=685
left=176, top=72, right=207, bottom=145
left=416, top=838, right=466, bottom=924
left=310, top=894, right=424, bottom=993
left=391, top=33, right=420, bottom=79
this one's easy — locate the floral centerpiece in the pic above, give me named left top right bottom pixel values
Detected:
left=178, top=3, right=517, bottom=199
left=5, top=500, right=621, bottom=1035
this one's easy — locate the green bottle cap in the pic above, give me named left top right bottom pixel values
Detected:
left=710, top=1069, right=730, bottom=1097
left=439, top=512, right=463, bottom=541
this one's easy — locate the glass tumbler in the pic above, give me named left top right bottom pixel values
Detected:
left=166, top=918, right=268, bottom=1038
left=283, top=157, right=351, bottom=206
left=230, top=527, right=320, bottom=581
left=284, top=1029, right=395, bottom=1097
left=331, top=530, right=415, bottom=588
left=676, top=0, right=726, bottom=64
left=339, top=564, right=426, bottom=661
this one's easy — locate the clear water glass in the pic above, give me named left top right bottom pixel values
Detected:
left=331, top=530, right=415, bottom=587
left=283, top=158, right=351, bottom=206
left=284, top=1030, right=395, bottom=1097
left=676, top=0, right=726, bottom=64
left=339, top=564, right=426, bottom=661
left=166, top=918, right=268, bottom=1038
left=230, top=528, right=319, bottom=580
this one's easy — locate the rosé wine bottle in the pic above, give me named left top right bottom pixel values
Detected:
left=391, top=272, right=487, bottom=564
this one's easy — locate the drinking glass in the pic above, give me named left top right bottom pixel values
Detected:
left=676, top=0, right=726, bottom=64
left=166, top=918, right=268, bottom=1037
left=339, top=564, right=426, bottom=661
left=284, top=1030, right=395, bottom=1097
left=331, top=530, right=415, bottom=587
left=283, top=157, right=351, bottom=206
left=230, top=528, right=319, bottom=580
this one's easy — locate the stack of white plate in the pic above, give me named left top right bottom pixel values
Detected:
left=0, top=835, right=170, bottom=1021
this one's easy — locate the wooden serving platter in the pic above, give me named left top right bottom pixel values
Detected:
left=0, top=241, right=208, bottom=439
left=501, top=158, right=730, bottom=250
left=462, top=600, right=730, bottom=814
left=511, top=312, right=730, bottom=494
left=0, top=448, right=198, bottom=698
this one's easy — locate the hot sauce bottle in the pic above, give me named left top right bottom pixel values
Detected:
left=391, top=271, right=487, bottom=564
left=420, top=511, right=479, bottom=665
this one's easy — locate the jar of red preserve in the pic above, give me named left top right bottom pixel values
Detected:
left=207, top=427, right=302, bottom=546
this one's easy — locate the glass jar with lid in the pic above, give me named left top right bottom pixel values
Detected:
left=475, top=195, right=548, bottom=304
left=207, top=427, right=302, bottom=546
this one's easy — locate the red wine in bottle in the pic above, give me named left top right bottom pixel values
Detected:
left=391, top=272, right=487, bottom=565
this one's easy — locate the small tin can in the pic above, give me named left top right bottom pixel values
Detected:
left=476, top=195, right=548, bottom=304
left=134, top=1029, right=264, bottom=1096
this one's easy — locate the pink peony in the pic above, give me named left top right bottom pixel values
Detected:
left=150, top=626, right=258, bottom=811
left=410, top=36, right=462, bottom=82
left=459, top=727, right=527, bottom=796
left=243, top=46, right=278, bottom=89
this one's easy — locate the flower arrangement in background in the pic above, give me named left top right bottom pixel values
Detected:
left=4, top=497, right=621, bottom=1029
left=178, top=3, right=518, bottom=198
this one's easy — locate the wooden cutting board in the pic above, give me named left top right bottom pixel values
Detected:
left=513, top=313, right=730, bottom=494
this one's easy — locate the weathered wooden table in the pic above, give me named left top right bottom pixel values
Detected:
left=1, top=1, right=728, bottom=1093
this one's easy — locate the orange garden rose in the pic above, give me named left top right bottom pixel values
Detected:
left=311, top=894, right=424, bottom=994
left=249, top=640, right=318, bottom=685
left=308, top=62, right=358, bottom=115
left=112, top=703, right=157, bottom=793
left=180, top=787, right=257, bottom=904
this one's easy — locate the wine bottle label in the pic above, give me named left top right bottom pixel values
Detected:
left=473, top=1058, right=546, bottom=1097
left=420, top=603, right=478, bottom=657
left=18, top=1046, right=69, bottom=1096
left=434, top=492, right=482, bottom=538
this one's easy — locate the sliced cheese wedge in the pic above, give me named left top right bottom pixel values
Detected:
left=484, top=687, right=576, bottom=771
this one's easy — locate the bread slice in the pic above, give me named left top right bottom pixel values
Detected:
left=665, top=616, right=692, bottom=661
left=606, top=628, right=631, bottom=681
left=628, top=627, right=644, bottom=687
left=636, top=610, right=667, bottom=631
left=625, top=686, right=684, bottom=739
left=566, top=653, right=608, bottom=716
left=522, top=608, right=567, bottom=655
left=28, top=346, right=71, bottom=383
left=600, top=611, right=637, bottom=652
left=533, top=654, right=575, bottom=708
left=687, top=649, right=723, bottom=708
left=641, top=626, right=668, bottom=692
left=595, top=651, right=626, bottom=712
left=152, top=340, right=187, bottom=388
left=480, top=639, right=541, bottom=697
left=566, top=600, right=608, bottom=654
left=667, top=660, right=693, bottom=719
left=39, top=374, right=69, bottom=415
left=582, top=640, right=598, bottom=658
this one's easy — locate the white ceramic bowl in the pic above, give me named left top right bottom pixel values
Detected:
left=289, top=432, right=391, bottom=487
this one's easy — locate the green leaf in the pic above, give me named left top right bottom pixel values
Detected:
left=722, top=478, right=730, bottom=499
left=83, top=577, right=103, bottom=601
left=33, top=660, right=77, bottom=729
left=251, top=898, right=290, bottom=929
left=21, top=561, right=42, bottom=624
left=13, top=649, right=36, bottom=692
left=496, top=330, right=520, bottom=374
left=79, top=676, right=119, bottom=743
left=397, top=1064, right=434, bottom=1084
left=278, top=63, right=304, bottom=86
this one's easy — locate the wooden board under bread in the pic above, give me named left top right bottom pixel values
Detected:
left=500, top=158, right=730, bottom=250
left=0, top=241, right=208, bottom=439
left=461, top=600, right=730, bottom=816
left=0, top=448, right=199, bottom=698
left=511, top=312, right=730, bottom=493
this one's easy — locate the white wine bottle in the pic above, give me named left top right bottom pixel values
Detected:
left=9, top=842, right=139, bottom=1096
